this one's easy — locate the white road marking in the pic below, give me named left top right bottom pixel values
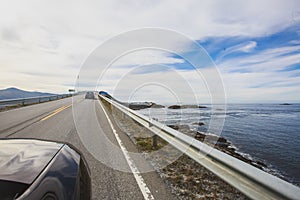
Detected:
left=98, top=100, right=155, bottom=200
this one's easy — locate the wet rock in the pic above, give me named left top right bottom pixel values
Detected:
left=192, top=122, right=205, bottom=126
left=168, top=105, right=208, bottom=109
left=129, top=103, right=151, bottom=110
left=256, top=160, right=268, bottom=168
left=182, top=130, right=269, bottom=172
left=168, top=105, right=181, bottom=109
left=129, top=102, right=165, bottom=110
left=150, top=103, right=165, bottom=108
left=167, top=124, right=190, bottom=132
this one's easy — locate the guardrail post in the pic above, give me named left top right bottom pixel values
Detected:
left=22, top=100, right=25, bottom=106
left=152, top=135, right=158, bottom=148
left=151, top=118, right=158, bottom=148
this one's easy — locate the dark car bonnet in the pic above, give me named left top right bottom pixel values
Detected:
left=0, top=139, right=63, bottom=184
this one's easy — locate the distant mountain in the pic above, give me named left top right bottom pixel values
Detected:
left=0, top=87, right=54, bottom=100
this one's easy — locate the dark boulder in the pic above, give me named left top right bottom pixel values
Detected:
left=168, top=105, right=181, bottom=109
left=150, top=103, right=165, bottom=108
left=192, top=122, right=205, bottom=126
left=168, top=105, right=208, bottom=109
left=167, top=124, right=190, bottom=131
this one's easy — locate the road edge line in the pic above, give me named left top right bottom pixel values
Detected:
left=98, top=100, right=155, bottom=200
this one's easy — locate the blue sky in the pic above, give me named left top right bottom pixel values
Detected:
left=153, top=24, right=300, bottom=103
left=201, top=24, right=300, bottom=63
left=165, top=23, right=300, bottom=73
left=0, top=0, right=300, bottom=103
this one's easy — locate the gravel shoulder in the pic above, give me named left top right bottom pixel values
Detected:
left=106, top=102, right=249, bottom=200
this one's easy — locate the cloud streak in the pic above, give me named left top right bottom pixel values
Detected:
left=0, top=0, right=299, bottom=102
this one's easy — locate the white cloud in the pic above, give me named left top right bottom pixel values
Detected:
left=100, top=67, right=214, bottom=104
left=217, top=44, right=300, bottom=102
left=217, top=41, right=257, bottom=61
left=0, top=0, right=299, bottom=101
left=107, top=50, right=185, bottom=68
left=220, top=45, right=300, bottom=72
left=289, top=40, right=300, bottom=44
left=220, top=71, right=300, bottom=103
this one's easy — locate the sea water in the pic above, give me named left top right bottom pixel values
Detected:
left=138, top=103, right=300, bottom=186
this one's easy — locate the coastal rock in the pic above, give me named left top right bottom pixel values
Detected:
left=195, top=132, right=228, bottom=144
left=168, top=105, right=181, bottom=109
left=150, top=103, right=165, bottom=108
left=129, top=102, right=164, bottom=110
left=167, top=124, right=190, bottom=132
left=195, top=132, right=205, bottom=140
left=129, top=103, right=151, bottom=110
left=192, top=122, right=205, bottom=126
left=191, top=131, right=269, bottom=171
left=168, top=105, right=207, bottom=109
left=256, top=160, right=268, bottom=168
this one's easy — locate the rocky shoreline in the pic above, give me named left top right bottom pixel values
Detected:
left=167, top=124, right=268, bottom=171
left=106, top=102, right=249, bottom=199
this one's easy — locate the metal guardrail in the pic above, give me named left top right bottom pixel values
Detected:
left=0, top=94, right=73, bottom=107
left=99, top=94, right=300, bottom=200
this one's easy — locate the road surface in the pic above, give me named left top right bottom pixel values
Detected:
left=0, top=95, right=177, bottom=200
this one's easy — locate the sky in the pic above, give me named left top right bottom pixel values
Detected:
left=0, top=0, right=300, bottom=103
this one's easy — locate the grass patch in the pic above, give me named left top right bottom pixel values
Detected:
left=0, top=104, right=27, bottom=112
left=135, top=136, right=168, bottom=152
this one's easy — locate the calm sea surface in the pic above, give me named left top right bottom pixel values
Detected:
left=138, top=103, right=300, bottom=186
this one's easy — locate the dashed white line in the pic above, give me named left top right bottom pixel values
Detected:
left=98, top=100, right=155, bottom=200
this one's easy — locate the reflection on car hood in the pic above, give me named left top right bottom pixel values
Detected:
left=0, top=139, right=63, bottom=184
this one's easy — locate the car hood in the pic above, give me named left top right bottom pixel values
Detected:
left=0, top=139, right=63, bottom=184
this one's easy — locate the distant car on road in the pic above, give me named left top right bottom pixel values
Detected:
left=99, top=91, right=112, bottom=99
left=85, top=91, right=95, bottom=99
left=0, top=139, right=91, bottom=200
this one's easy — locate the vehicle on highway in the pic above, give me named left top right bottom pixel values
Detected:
left=99, top=91, right=112, bottom=99
left=0, top=139, right=91, bottom=200
left=85, top=92, right=95, bottom=99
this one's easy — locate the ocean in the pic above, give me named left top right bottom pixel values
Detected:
left=138, top=103, right=300, bottom=186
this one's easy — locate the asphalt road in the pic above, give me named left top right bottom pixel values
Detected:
left=0, top=95, right=177, bottom=200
